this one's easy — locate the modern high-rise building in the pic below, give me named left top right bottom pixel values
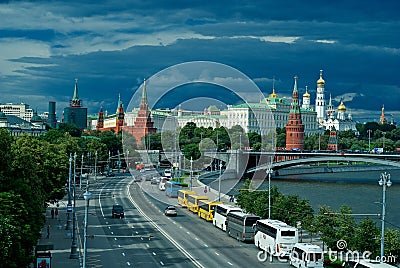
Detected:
left=47, top=101, right=57, bottom=128
left=62, top=78, right=87, bottom=130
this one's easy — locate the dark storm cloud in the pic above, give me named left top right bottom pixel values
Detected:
left=0, top=0, right=398, bottom=122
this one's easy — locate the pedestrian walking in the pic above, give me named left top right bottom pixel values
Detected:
left=55, top=208, right=59, bottom=219
left=51, top=208, right=54, bottom=219
left=46, top=225, right=50, bottom=239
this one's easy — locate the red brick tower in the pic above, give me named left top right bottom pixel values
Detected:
left=286, top=76, right=305, bottom=150
left=327, top=129, right=338, bottom=151
left=115, top=94, right=125, bottom=133
left=96, top=106, right=104, bottom=130
left=131, top=79, right=156, bottom=145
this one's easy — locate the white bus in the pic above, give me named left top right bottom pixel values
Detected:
left=164, top=169, right=172, bottom=178
left=213, top=204, right=242, bottom=231
left=254, top=219, right=298, bottom=257
left=290, top=243, right=324, bottom=268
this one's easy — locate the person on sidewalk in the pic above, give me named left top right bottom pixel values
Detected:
left=51, top=208, right=54, bottom=219
left=46, top=225, right=50, bottom=239
left=55, top=208, right=59, bottom=219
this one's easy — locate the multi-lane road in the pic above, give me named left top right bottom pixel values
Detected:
left=83, top=173, right=290, bottom=267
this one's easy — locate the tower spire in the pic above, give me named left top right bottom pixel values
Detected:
left=73, top=78, right=79, bottom=100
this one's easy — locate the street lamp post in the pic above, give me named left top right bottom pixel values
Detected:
left=66, top=153, right=72, bottom=231
left=70, top=152, right=78, bottom=259
left=190, top=157, right=193, bottom=191
left=94, top=151, right=98, bottom=180
left=83, top=190, right=92, bottom=268
left=80, top=153, right=84, bottom=189
left=367, top=129, right=372, bottom=153
left=266, top=168, right=273, bottom=218
left=379, top=172, right=392, bottom=262
left=218, top=162, right=222, bottom=201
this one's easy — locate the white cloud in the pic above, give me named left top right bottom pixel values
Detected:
left=313, top=39, right=337, bottom=44
left=0, top=38, right=54, bottom=77
left=230, top=35, right=300, bottom=44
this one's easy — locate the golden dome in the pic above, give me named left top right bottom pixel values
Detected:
left=338, top=101, right=346, bottom=112
left=317, top=69, right=325, bottom=87
left=269, top=88, right=278, bottom=98
left=303, top=86, right=310, bottom=98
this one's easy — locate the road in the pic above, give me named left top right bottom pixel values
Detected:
left=84, top=173, right=291, bottom=267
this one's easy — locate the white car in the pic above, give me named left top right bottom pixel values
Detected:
left=164, top=206, right=177, bottom=217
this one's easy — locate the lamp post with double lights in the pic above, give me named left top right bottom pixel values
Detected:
left=218, top=162, right=222, bottom=202
left=70, top=152, right=78, bottom=259
left=382, top=132, right=386, bottom=152
left=94, top=150, right=98, bottom=180
left=66, top=153, right=73, bottom=231
left=266, top=168, right=273, bottom=218
left=379, top=172, right=392, bottom=262
left=83, top=190, right=92, bottom=268
left=190, top=157, right=193, bottom=191
left=367, top=129, right=372, bottom=152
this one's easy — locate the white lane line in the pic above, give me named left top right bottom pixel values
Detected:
left=186, top=231, right=190, bottom=234
left=118, top=245, right=121, bottom=248
left=127, top=262, right=131, bottom=266
left=127, top=182, right=205, bottom=268
left=108, top=226, right=111, bottom=229
left=152, top=252, right=156, bottom=256
left=215, top=252, right=219, bottom=256
left=204, top=244, right=208, bottom=247
left=114, top=238, right=117, bottom=241
left=195, top=237, right=199, bottom=241
left=146, top=244, right=150, bottom=248
left=227, top=261, right=233, bottom=266
left=135, top=231, right=139, bottom=234
left=179, top=226, right=183, bottom=229
left=122, top=252, right=125, bottom=256
left=111, top=231, right=114, bottom=235
left=160, top=261, right=165, bottom=266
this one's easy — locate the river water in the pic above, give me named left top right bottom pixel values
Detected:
left=267, top=169, right=400, bottom=229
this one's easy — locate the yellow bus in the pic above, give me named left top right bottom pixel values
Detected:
left=177, top=190, right=196, bottom=208
left=187, top=194, right=209, bottom=213
left=198, top=200, right=222, bottom=221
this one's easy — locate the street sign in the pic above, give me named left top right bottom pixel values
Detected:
left=67, top=203, right=72, bottom=213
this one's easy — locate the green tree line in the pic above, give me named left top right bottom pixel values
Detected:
left=236, top=178, right=400, bottom=263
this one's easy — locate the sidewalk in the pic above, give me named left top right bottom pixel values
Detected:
left=34, top=202, right=81, bottom=268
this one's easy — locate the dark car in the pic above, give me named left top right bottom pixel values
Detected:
left=112, top=205, right=124, bottom=218
left=106, top=172, right=116, bottom=177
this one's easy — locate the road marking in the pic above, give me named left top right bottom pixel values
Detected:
left=195, top=237, right=199, bottom=241
left=204, top=244, right=208, bottom=247
left=152, top=252, right=156, bottom=256
left=127, top=262, right=131, bottom=266
left=111, top=231, right=114, bottom=235
left=179, top=226, right=183, bottom=229
left=114, top=238, right=117, bottom=241
left=108, top=226, right=111, bottom=229
left=122, top=252, right=125, bottom=256
left=215, top=252, right=219, bottom=256
left=127, top=181, right=205, bottom=268
left=160, top=261, right=165, bottom=266
left=135, top=231, right=139, bottom=234
left=227, top=261, right=233, bottom=266
left=146, top=244, right=150, bottom=248
left=118, top=245, right=121, bottom=248
left=186, top=231, right=190, bottom=234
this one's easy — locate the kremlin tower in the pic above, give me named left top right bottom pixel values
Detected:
left=380, top=105, right=387, bottom=124
left=286, top=76, right=305, bottom=150
left=301, top=86, right=311, bottom=110
left=130, top=79, right=156, bottom=145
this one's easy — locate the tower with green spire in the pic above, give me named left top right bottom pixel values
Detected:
left=286, top=75, right=305, bottom=150
left=63, top=78, right=87, bottom=130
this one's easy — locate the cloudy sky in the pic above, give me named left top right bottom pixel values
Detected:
left=0, top=0, right=399, bottom=123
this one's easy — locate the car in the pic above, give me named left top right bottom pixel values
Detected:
left=164, top=205, right=177, bottom=217
left=112, top=205, right=124, bottom=218
left=106, top=172, right=115, bottom=177
left=151, top=177, right=160, bottom=184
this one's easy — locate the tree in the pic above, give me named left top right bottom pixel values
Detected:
left=384, top=228, right=400, bottom=263
left=353, top=217, right=379, bottom=254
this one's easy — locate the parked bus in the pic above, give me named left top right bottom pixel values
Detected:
left=177, top=190, right=196, bottom=208
left=198, top=200, right=222, bottom=221
left=290, top=243, right=324, bottom=268
left=254, top=219, right=298, bottom=257
left=158, top=177, right=170, bottom=191
left=213, top=204, right=243, bottom=231
left=187, top=194, right=209, bottom=213
left=165, top=181, right=183, bottom=197
left=226, top=211, right=260, bottom=242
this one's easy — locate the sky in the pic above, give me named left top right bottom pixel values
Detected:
left=0, top=0, right=399, bottom=123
